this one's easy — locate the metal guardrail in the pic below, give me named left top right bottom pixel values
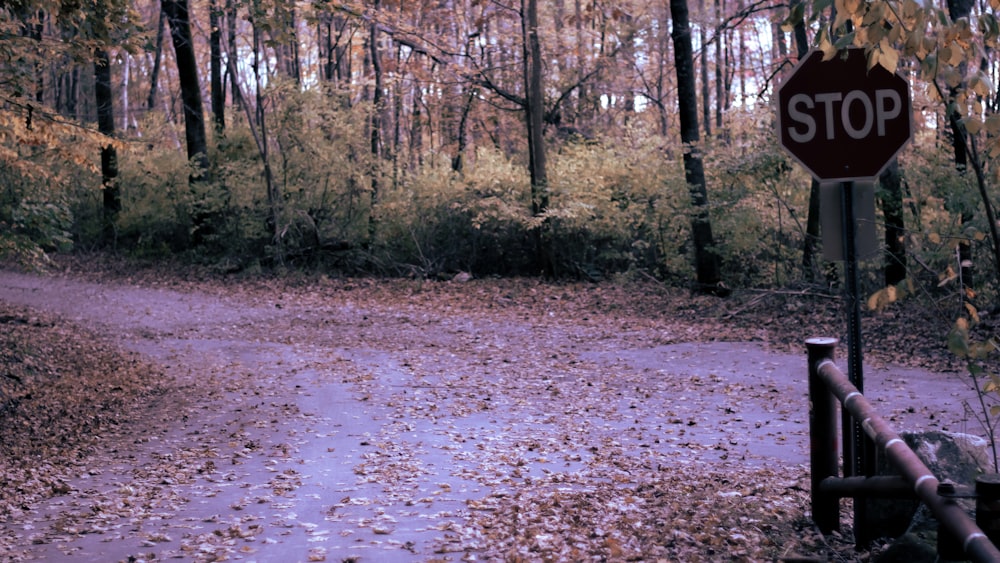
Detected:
left=807, top=337, right=1000, bottom=562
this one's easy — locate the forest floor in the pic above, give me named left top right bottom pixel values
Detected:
left=0, top=255, right=991, bottom=562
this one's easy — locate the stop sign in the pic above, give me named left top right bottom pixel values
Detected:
left=777, top=48, right=912, bottom=181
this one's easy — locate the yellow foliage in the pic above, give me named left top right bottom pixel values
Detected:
left=833, top=0, right=856, bottom=31
left=986, top=115, right=1000, bottom=136
left=876, top=39, right=900, bottom=73
left=966, top=302, right=981, bottom=324
left=867, top=286, right=897, bottom=311
left=938, top=264, right=957, bottom=286
left=966, top=117, right=983, bottom=135
left=946, top=311, right=999, bottom=362
left=947, top=317, right=971, bottom=358
left=0, top=103, right=120, bottom=187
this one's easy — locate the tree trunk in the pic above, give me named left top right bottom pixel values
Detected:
left=522, top=0, right=551, bottom=274
left=368, top=0, right=383, bottom=242
left=714, top=0, right=723, bottom=132
left=574, top=0, right=591, bottom=123
left=522, top=0, right=548, bottom=216
left=699, top=0, right=710, bottom=138
left=451, top=89, right=476, bottom=173
left=249, top=8, right=280, bottom=253
left=20, top=9, right=44, bottom=103
left=655, top=0, right=671, bottom=137
left=943, top=0, right=975, bottom=288
left=802, top=176, right=823, bottom=282
left=59, top=66, right=79, bottom=119
left=287, top=4, right=301, bottom=84
left=56, top=24, right=79, bottom=119
left=410, top=82, right=424, bottom=169
left=226, top=0, right=243, bottom=110
left=391, top=47, right=402, bottom=187
left=792, top=3, right=823, bottom=282
left=209, top=0, right=225, bottom=134
left=879, top=160, right=907, bottom=286
left=94, top=47, right=120, bottom=241
left=737, top=0, right=746, bottom=104
left=147, top=8, right=164, bottom=110
left=670, top=0, right=724, bottom=294
left=120, top=53, right=130, bottom=131
left=270, top=0, right=301, bottom=83
left=163, top=0, right=210, bottom=178
left=334, top=16, right=351, bottom=84
left=318, top=14, right=333, bottom=82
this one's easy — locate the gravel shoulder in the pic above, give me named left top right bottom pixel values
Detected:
left=0, top=261, right=985, bottom=562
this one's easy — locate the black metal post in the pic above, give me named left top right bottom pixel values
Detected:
left=839, top=181, right=875, bottom=546
left=807, top=337, right=840, bottom=533
left=977, top=473, right=1000, bottom=546
left=818, top=475, right=917, bottom=499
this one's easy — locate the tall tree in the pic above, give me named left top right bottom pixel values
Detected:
left=879, top=161, right=906, bottom=285
left=86, top=0, right=128, bottom=239
left=714, top=0, right=724, bottom=132
left=699, top=0, right=710, bottom=137
left=248, top=0, right=279, bottom=250
left=94, top=47, right=120, bottom=236
left=946, top=0, right=975, bottom=288
left=368, top=0, right=384, bottom=241
left=792, top=3, right=823, bottom=282
left=670, top=0, right=725, bottom=294
left=209, top=0, right=225, bottom=134
left=270, top=0, right=301, bottom=83
left=225, top=0, right=243, bottom=110
left=147, top=8, right=164, bottom=110
left=50, top=21, right=80, bottom=119
left=522, top=0, right=551, bottom=272
left=163, top=0, right=210, bottom=178
left=522, top=0, right=547, bottom=215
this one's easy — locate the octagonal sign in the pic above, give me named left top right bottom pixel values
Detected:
left=777, top=48, right=912, bottom=182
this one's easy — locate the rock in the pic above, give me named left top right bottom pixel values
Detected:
left=872, top=431, right=994, bottom=563
left=875, top=530, right=938, bottom=563
left=906, top=431, right=992, bottom=482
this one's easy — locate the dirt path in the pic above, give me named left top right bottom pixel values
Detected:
left=0, top=269, right=980, bottom=561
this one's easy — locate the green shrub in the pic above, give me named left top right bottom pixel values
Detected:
left=546, top=137, right=692, bottom=279
left=115, top=122, right=201, bottom=258
left=373, top=149, right=536, bottom=276
left=0, top=118, right=85, bottom=268
left=267, top=85, right=375, bottom=265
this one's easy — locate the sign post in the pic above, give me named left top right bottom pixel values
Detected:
left=777, top=48, right=913, bottom=546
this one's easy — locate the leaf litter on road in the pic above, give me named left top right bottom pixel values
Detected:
left=0, top=263, right=980, bottom=561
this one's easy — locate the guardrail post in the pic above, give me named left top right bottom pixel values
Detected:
left=977, top=474, right=1000, bottom=547
left=936, top=483, right=965, bottom=560
left=807, top=337, right=840, bottom=533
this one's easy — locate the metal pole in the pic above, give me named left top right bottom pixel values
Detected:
left=818, top=475, right=918, bottom=499
left=839, top=181, right=875, bottom=545
left=977, top=474, right=1000, bottom=547
left=807, top=337, right=840, bottom=533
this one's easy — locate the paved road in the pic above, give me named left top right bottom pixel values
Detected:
left=0, top=270, right=977, bottom=562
